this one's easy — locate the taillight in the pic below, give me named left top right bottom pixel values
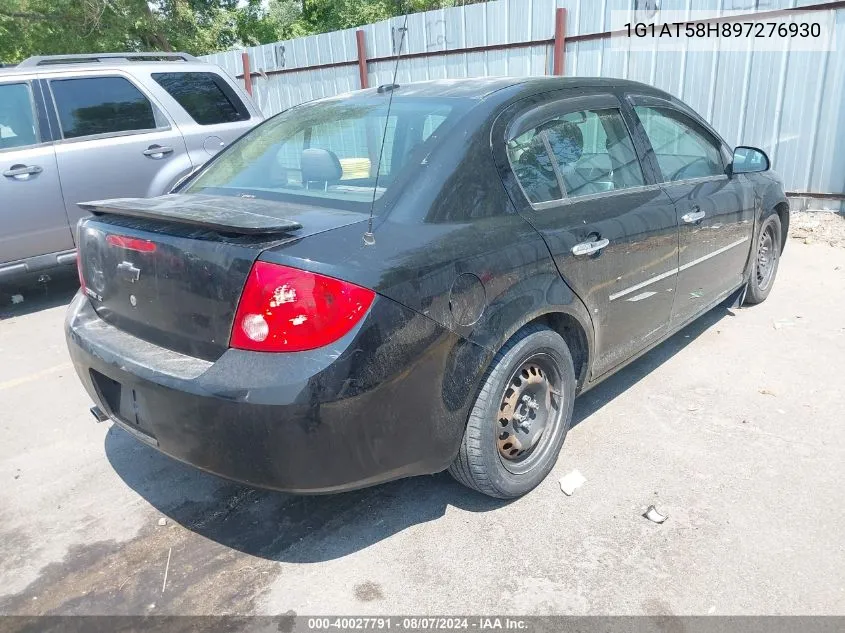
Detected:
left=230, top=261, right=375, bottom=352
left=106, top=234, right=156, bottom=252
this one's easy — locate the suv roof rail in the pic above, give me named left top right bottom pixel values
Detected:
left=17, top=52, right=198, bottom=67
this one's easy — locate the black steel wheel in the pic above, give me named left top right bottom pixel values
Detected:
left=448, top=324, right=575, bottom=499
left=745, top=212, right=782, bottom=305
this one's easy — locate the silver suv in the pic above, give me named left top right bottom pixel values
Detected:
left=0, top=52, right=262, bottom=285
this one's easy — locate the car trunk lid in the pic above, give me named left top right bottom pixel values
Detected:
left=77, top=194, right=366, bottom=361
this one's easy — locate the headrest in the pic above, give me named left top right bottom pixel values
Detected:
left=301, top=148, right=342, bottom=183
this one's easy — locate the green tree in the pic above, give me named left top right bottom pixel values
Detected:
left=0, top=0, right=490, bottom=64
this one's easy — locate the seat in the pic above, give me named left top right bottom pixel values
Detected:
left=0, top=111, right=37, bottom=149
left=301, top=148, right=342, bottom=190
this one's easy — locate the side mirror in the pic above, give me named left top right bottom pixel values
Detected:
left=731, top=146, right=770, bottom=175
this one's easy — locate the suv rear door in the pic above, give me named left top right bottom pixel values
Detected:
left=44, top=71, right=193, bottom=231
left=147, top=70, right=260, bottom=167
left=0, top=77, right=71, bottom=271
left=495, top=91, right=680, bottom=378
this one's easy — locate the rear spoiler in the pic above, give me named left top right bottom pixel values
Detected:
left=79, top=194, right=303, bottom=235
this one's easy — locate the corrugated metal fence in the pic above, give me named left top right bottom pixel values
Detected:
left=202, top=0, right=845, bottom=208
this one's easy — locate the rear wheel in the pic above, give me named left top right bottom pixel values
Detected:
left=448, top=325, right=575, bottom=499
left=744, top=212, right=782, bottom=305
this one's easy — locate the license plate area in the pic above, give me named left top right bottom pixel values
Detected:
left=89, top=369, right=158, bottom=444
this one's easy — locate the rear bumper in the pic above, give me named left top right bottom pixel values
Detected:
left=65, top=292, right=487, bottom=493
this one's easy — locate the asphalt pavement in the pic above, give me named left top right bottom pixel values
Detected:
left=1, top=240, right=843, bottom=616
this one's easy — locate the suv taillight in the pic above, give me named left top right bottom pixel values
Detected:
left=230, top=261, right=375, bottom=352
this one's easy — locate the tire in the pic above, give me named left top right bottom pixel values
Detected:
left=448, top=324, right=576, bottom=499
left=744, top=211, right=782, bottom=305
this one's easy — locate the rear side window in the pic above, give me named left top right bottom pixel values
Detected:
left=634, top=106, right=724, bottom=182
left=51, top=77, right=158, bottom=139
left=508, top=127, right=562, bottom=203
left=508, top=108, right=645, bottom=204
left=0, top=83, right=39, bottom=149
left=152, top=72, right=249, bottom=125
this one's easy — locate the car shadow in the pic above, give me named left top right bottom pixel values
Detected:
left=104, top=427, right=506, bottom=563
left=0, top=270, right=79, bottom=320
left=104, top=303, right=731, bottom=564
left=571, top=304, right=732, bottom=427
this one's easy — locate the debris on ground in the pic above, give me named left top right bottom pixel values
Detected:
left=162, top=547, right=172, bottom=593
left=759, top=389, right=777, bottom=397
left=790, top=209, right=845, bottom=248
left=11, top=294, right=24, bottom=304
left=559, top=469, right=586, bottom=496
left=157, top=517, right=167, bottom=527
left=773, top=319, right=796, bottom=330
left=643, top=505, right=669, bottom=524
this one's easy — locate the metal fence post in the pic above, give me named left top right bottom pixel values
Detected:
left=241, top=52, right=253, bottom=96
left=356, top=30, right=369, bottom=89
left=553, top=8, right=567, bottom=76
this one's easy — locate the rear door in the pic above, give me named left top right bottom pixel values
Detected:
left=45, top=72, right=193, bottom=231
left=0, top=78, right=71, bottom=269
left=626, top=96, right=755, bottom=325
left=495, top=91, right=680, bottom=377
left=147, top=70, right=259, bottom=168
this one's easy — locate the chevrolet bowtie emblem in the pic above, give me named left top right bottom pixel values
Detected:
left=117, top=261, right=141, bottom=283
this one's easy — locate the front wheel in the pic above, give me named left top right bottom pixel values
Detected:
left=448, top=325, right=576, bottom=499
left=744, top=212, right=782, bottom=305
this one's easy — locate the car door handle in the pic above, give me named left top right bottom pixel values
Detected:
left=143, top=145, right=174, bottom=159
left=682, top=209, right=706, bottom=223
left=3, top=164, right=42, bottom=180
left=571, top=237, right=610, bottom=256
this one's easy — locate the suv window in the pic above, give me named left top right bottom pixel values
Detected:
left=0, top=83, right=39, bottom=150
left=634, top=106, right=724, bottom=182
left=152, top=72, right=249, bottom=125
left=508, top=108, right=645, bottom=204
left=50, top=76, right=159, bottom=139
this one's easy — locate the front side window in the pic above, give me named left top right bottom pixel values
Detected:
left=50, top=76, right=158, bottom=139
left=0, top=83, right=39, bottom=150
left=634, top=106, right=724, bottom=182
left=153, top=72, right=248, bottom=125
left=507, top=107, right=645, bottom=204
left=186, top=97, right=468, bottom=208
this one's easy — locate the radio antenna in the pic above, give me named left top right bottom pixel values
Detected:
left=363, top=10, right=409, bottom=247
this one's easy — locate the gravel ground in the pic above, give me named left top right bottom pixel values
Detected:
left=790, top=208, right=845, bottom=248
left=1, top=233, right=844, bottom=616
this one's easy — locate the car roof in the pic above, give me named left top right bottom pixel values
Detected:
left=353, top=76, right=664, bottom=100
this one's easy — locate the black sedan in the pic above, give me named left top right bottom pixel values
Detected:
left=67, top=77, right=788, bottom=499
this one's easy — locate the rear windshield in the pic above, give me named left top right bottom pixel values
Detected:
left=185, top=96, right=471, bottom=210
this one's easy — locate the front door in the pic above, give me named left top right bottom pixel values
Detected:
left=45, top=73, right=193, bottom=231
left=497, top=92, right=680, bottom=377
left=0, top=80, right=71, bottom=268
left=629, top=99, right=755, bottom=326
